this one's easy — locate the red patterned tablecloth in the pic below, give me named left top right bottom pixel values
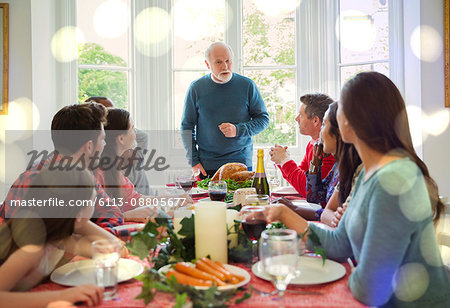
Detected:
left=32, top=256, right=367, bottom=308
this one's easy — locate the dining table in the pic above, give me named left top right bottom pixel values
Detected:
left=30, top=186, right=368, bottom=308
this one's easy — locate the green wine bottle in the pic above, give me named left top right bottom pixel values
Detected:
left=252, top=149, right=270, bottom=196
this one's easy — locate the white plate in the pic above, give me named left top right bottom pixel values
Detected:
left=158, top=263, right=250, bottom=291
left=272, top=186, right=301, bottom=195
left=252, top=255, right=345, bottom=285
left=50, top=258, right=144, bottom=287
left=290, top=199, right=322, bottom=211
left=189, top=187, right=208, bottom=196
left=112, top=223, right=145, bottom=232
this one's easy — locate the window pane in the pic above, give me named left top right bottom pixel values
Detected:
left=339, top=0, right=389, bottom=64
left=243, top=0, right=296, bottom=66
left=173, top=71, right=208, bottom=129
left=77, top=0, right=130, bottom=67
left=173, top=0, right=225, bottom=69
left=78, top=69, right=129, bottom=109
left=340, top=62, right=389, bottom=85
left=244, top=69, right=296, bottom=146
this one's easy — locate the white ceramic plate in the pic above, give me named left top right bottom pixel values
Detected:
left=290, top=199, right=322, bottom=211
left=50, top=258, right=144, bottom=287
left=158, top=263, right=250, bottom=291
left=112, top=223, right=145, bottom=232
left=272, top=186, right=301, bottom=195
left=252, top=255, right=345, bottom=285
left=189, top=187, right=208, bottom=196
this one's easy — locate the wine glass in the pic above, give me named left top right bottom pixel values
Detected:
left=176, top=170, right=195, bottom=193
left=269, top=164, right=281, bottom=197
left=208, top=180, right=227, bottom=201
left=259, top=229, right=300, bottom=306
left=240, top=205, right=267, bottom=266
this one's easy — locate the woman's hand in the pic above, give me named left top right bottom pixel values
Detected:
left=265, top=204, right=287, bottom=223
left=331, top=204, right=347, bottom=227
left=59, top=284, right=103, bottom=307
left=311, top=141, right=324, bottom=166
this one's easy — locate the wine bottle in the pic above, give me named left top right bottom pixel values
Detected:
left=252, top=149, right=270, bottom=195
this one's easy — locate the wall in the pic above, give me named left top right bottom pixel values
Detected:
left=0, top=0, right=33, bottom=198
left=420, top=0, right=450, bottom=199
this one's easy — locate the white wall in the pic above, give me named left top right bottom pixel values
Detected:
left=419, top=0, right=450, bottom=199
left=0, top=0, right=33, bottom=198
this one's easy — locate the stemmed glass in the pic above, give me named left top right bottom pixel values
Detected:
left=240, top=205, right=267, bottom=266
left=208, top=180, right=227, bottom=201
left=259, top=229, right=300, bottom=306
left=176, top=170, right=195, bottom=193
left=269, top=164, right=281, bottom=198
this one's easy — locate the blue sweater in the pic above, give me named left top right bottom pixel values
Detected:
left=180, top=73, right=269, bottom=170
left=308, top=158, right=450, bottom=307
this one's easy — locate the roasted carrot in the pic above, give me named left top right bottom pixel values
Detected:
left=166, top=270, right=212, bottom=287
left=195, top=260, right=226, bottom=282
left=175, top=262, right=226, bottom=286
left=201, top=258, right=233, bottom=281
left=215, top=260, right=246, bottom=282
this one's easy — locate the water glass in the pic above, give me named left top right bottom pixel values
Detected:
left=208, top=180, right=227, bottom=201
left=92, top=239, right=121, bottom=300
left=259, top=229, right=300, bottom=305
left=245, top=194, right=269, bottom=206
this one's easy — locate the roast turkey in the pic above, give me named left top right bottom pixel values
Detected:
left=211, top=163, right=255, bottom=182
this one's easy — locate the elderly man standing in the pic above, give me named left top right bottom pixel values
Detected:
left=270, top=93, right=335, bottom=196
left=181, top=42, right=269, bottom=178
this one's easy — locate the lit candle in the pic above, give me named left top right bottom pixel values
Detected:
left=194, top=201, right=227, bottom=263
left=226, top=209, right=239, bottom=249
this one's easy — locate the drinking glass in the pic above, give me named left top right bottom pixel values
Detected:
left=245, top=194, right=270, bottom=206
left=240, top=205, right=267, bottom=266
left=259, top=229, right=300, bottom=306
left=176, top=170, right=195, bottom=193
left=92, top=239, right=121, bottom=300
left=269, top=164, right=281, bottom=197
left=208, top=180, right=227, bottom=201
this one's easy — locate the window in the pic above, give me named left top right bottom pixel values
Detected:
left=76, top=0, right=133, bottom=109
left=172, top=0, right=297, bottom=148
left=338, top=0, right=389, bottom=87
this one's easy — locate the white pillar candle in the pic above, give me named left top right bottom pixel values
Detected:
left=173, top=209, right=193, bottom=238
left=194, top=201, right=227, bottom=263
left=226, top=209, right=239, bottom=249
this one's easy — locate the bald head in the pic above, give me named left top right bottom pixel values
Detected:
left=205, top=42, right=234, bottom=63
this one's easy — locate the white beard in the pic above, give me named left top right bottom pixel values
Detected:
left=212, top=71, right=232, bottom=83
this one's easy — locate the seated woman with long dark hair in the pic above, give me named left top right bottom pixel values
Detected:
left=267, top=72, right=449, bottom=307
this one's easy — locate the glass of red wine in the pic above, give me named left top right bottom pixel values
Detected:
left=240, top=205, right=267, bottom=266
left=208, top=180, right=227, bottom=201
left=176, top=170, right=195, bottom=193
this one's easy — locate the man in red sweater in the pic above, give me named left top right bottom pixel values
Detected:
left=269, top=93, right=335, bottom=196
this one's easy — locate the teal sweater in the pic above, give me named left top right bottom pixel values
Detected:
left=180, top=73, right=269, bottom=170
left=308, top=158, right=450, bottom=307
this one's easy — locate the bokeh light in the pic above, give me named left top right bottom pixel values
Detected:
left=422, top=109, right=449, bottom=136
left=51, top=26, right=85, bottom=63
left=410, top=25, right=443, bottom=63
left=134, top=7, right=171, bottom=57
left=393, top=263, right=429, bottom=302
left=337, top=10, right=376, bottom=52
left=93, top=0, right=129, bottom=39
left=173, top=0, right=231, bottom=41
left=420, top=222, right=444, bottom=267
left=0, top=98, right=37, bottom=144
left=406, top=105, right=426, bottom=149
